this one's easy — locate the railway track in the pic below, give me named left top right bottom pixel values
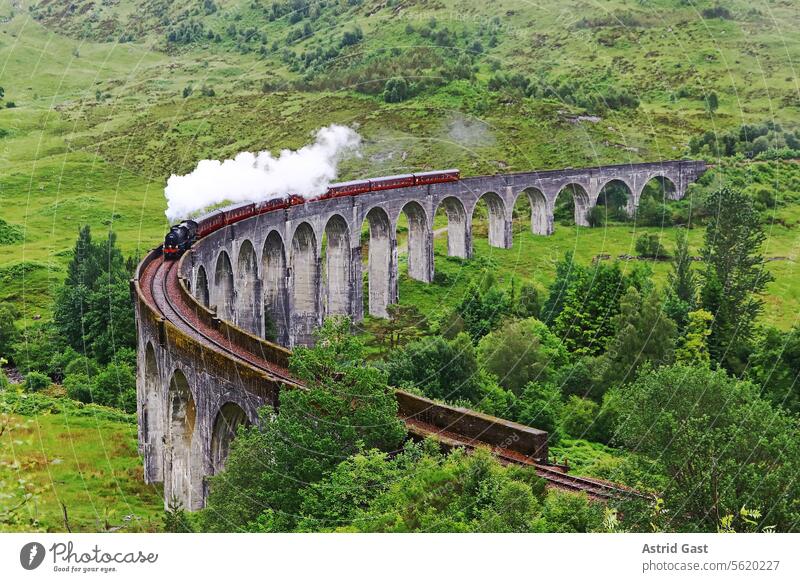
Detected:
left=141, top=253, right=642, bottom=502
left=405, top=418, right=645, bottom=501
left=148, top=256, right=297, bottom=385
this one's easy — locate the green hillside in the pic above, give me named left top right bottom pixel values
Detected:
left=0, top=389, right=163, bottom=532
left=1, top=0, right=799, bottom=534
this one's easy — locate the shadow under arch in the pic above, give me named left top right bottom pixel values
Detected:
left=595, top=178, right=635, bottom=222
left=435, top=196, right=470, bottom=258
left=235, top=240, right=260, bottom=334
left=290, top=222, right=320, bottom=345
left=142, top=341, right=164, bottom=482
left=323, top=214, right=351, bottom=317
left=517, top=187, right=550, bottom=236
left=195, top=265, right=210, bottom=308
left=362, top=206, right=394, bottom=318
left=213, top=250, right=234, bottom=321
left=262, top=230, right=289, bottom=344
left=554, top=183, right=591, bottom=227
left=397, top=201, right=432, bottom=283
left=210, top=402, right=251, bottom=475
left=471, top=191, right=508, bottom=248
left=166, top=369, right=200, bottom=509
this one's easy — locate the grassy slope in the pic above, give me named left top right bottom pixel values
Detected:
left=0, top=1, right=799, bottom=529
left=0, top=391, right=163, bottom=532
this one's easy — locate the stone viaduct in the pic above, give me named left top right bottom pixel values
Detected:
left=134, top=159, right=706, bottom=510
left=185, top=159, right=705, bottom=346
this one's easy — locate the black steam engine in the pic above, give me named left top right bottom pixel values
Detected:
left=163, top=220, right=198, bottom=260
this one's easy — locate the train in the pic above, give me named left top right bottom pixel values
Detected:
left=162, top=168, right=460, bottom=259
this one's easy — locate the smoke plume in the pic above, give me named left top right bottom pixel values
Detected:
left=164, top=124, right=361, bottom=222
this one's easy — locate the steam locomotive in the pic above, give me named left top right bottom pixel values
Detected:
left=162, top=169, right=460, bottom=259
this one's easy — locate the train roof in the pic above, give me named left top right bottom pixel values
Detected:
left=216, top=202, right=255, bottom=213
left=370, top=173, right=414, bottom=181
left=329, top=179, right=371, bottom=188
left=414, top=168, right=460, bottom=177
left=191, top=208, right=224, bottom=223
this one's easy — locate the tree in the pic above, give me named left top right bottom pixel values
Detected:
left=54, top=227, right=136, bottom=364
left=364, top=303, right=428, bottom=352
left=598, top=287, right=676, bottom=387
left=454, top=281, right=512, bottom=341
left=706, top=91, right=719, bottom=113
left=296, top=449, right=397, bottom=531
left=615, top=364, right=800, bottom=532
left=200, top=318, right=406, bottom=532
left=675, top=309, right=713, bottom=367
left=700, top=187, right=773, bottom=371
left=163, top=498, right=195, bottom=533
left=384, top=332, right=482, bottom=403
left=746, top=325, right=800, bottom=414
left=476, top=318, right=568, bottom=394
left=551, top=260, right=651, bottom=357
left=517, top=382, right=563, bottom=440
left=514, top=282, right=541, bottom=318
left=560, top=396, right=600, bottom=439
left=24, top=371, right=50, bottom=392
left=383, top=77, right=409, bottom=103
left=91, top=362, right=137, bottom=412
left=542, top=251, right=581, bottom=324
left=349, top=446, right=549, bottom=533
left=0, top=302, right=20, bottom=361
left=665, top=228, right=696, bottom=331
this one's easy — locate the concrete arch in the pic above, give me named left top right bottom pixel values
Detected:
left=195, top=265, right=210, bottom=308
left=262, top=230, right=289, bottom=344
left=323, top=214, right=351, bottom=317
left=290, top=222, right=320, bottom=345
left=166, top=369, right=200, bottom=510
left=398, top=200, right=433, bottom=283
left=363, top=207, right=395, bottom=318
left=435, top=196, right=471, bottom=258
left=641, top=174, right=679, bottom=201
left=142, top=342, right=163, bottom=482
left=518, top=188, right=551, bottom=235
left=555, top=183, right=591, bottom=227
left=210, top=402, right=250, bottom=475
left=472, top=191, right=510, bottom=248
left=213, top=250, right=234, bottom=321
left=234, top=239, right=260, bottom=334
left=596, top=178, right=635, bottom=218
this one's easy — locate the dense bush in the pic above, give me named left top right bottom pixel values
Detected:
left=615, top=364, right=800, bottom=532
left=0, top=302, right=20, bottom=361
left=689, top=121, right=800, bottom=159
left=476, top=318, right=568, bottom=394
left=384, top=333, right=482, bottom=403
left=635, top=233, right=669, bottom=259
left=23, top=371, right=51, bottom=392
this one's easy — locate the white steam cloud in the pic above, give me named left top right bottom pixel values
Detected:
left=164, top=124, right=361, bottom=222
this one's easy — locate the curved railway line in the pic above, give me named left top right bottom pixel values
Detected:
left=138, top=251, right=646, bottom=503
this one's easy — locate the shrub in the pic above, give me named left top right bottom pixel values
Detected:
left=24, top=371, right=51, bottom=392
left=92, top=363, right=137, bottom=412
left=64, top=373, right=93, bottom=403
left=635, top=233, right=669, bottom=259
left=517, top=382, right=563, bottom=441
left=560, top=396, right=600, bottom=439
left=587, top=205, right=606, bottom=227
